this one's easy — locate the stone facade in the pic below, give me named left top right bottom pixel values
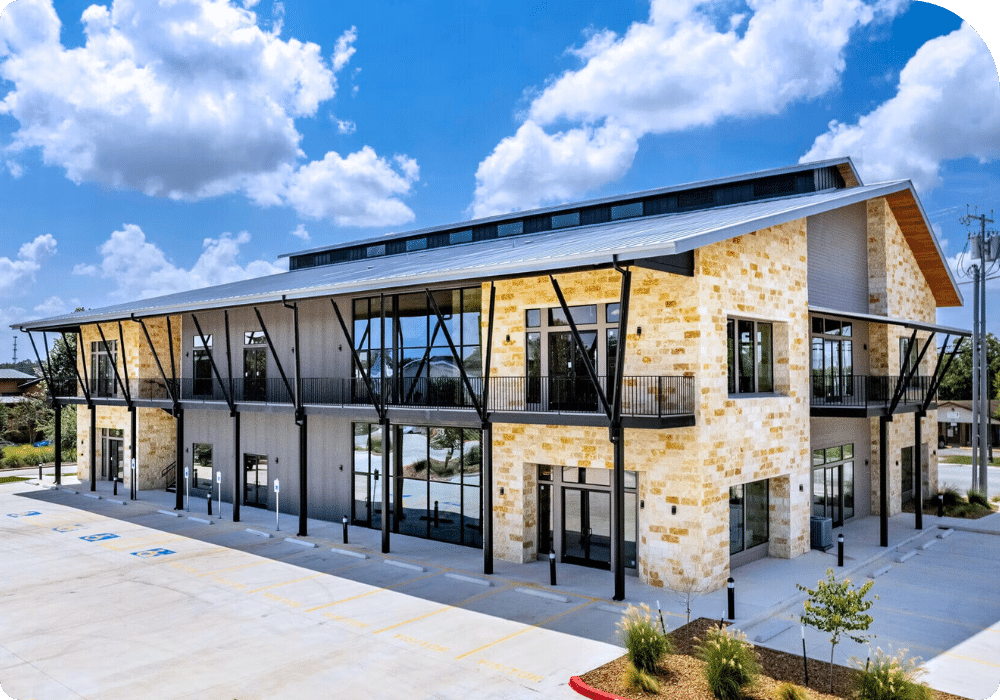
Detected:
left=75, top=317, right=180, bottom=489
left=866, top=200, right=939, bottom=517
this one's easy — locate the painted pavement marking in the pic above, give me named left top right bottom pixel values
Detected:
left=132, top=548, right=176, bottom=559
left=454, top=600, right=594, bottom=661
left=79, top=533, right=119, bottom=542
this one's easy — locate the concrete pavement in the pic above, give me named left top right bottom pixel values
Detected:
left=3, top=473, right=1000, bottom=700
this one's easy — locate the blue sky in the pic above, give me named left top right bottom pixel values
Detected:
left=0, top=0, right=997, bottom=365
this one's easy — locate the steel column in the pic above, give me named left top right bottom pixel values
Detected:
left=298, top=415, right=308, bottom=536
left=612, top=428, right=626, bottom=601
left=914, top=411, right=923, bottom=530
left=381, top=416, right=391, bottom=554
left=90, top=406, right=97, bottom=492
left=482, top=284, right=496, bottom=576
left=879, top=415, right=889, bottom=547
left=135, top=317, right=177, bottom=405
left=175, top=408, right=184, bottom=511
left=233, top=412, right=241, bottom=523
left=54, top=402, right=62, bottom=485
left=190, top=314, right=234, bottom=410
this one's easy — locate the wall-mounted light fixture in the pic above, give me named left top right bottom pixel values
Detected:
left=640, top=499, right=644, bottom=509
left=671, top=505, right=676, bottom=515
left=637, top=326, right=642, bottom=336
left=799, top=484, right=804, bottom=492
left=505, top=334, right=511, bottom=343
left=338, top=344, right=342, bottom=352
left=339, top=465, right=343, bottom=471
left=275, top=457, right=279, bottom=464
left=499, top=487, right=505, bottom=495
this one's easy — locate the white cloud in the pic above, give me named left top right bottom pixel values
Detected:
left=5, top=158, right=21, bottom=177
left=33, top=295, right=67, bottom=316
left=0, top=233, right=57, bottom=291
left=801, top=22, right=1000, bottom=193
left=74, top=224, right=282, bottom=300
left=263, top=147, right=420, bottom=227
left=336, top=118, right=357, bottom=135
left=472, top=0, right=903, bottom=217
left=290, top=223, right=310, bottom=241
left=0, top=0, right=416, bottom=226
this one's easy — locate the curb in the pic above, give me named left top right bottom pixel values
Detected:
left=568, top=676, right=625, bottom=700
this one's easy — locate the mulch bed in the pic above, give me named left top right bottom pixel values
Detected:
left=578, top=618, right=970, bottom=700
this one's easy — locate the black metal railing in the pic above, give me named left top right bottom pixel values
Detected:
left=810, top=375, right=933, bottom=410
left=49, top=374, right=695, bottom=417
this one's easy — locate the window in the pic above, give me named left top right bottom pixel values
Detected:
left=406, top=237, right=427, bottom=251
left=610, top=202, right=643, bottom=220
left=449, top=229, right=472, bottom=244
left=730, top=479, right=769, bottom=555
left=90, top=340, right=118, bottom=398
left=811, top=315, right=854, bottom=402
left=812, top=443, right=854, bottom=524
left=193, top=443, right=213, bottom=490
left=352, top=423, right=483, bottom=548
left=193, top=335, right=213, bottom=397
left=900, top=337, right=919, bottom=376
left=497, top=221, right=523, bottom=237
left=551, top=211, right=580, bottom=229
left=727, top=318, right=773, bottom=394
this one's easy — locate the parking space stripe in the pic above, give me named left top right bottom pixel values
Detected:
left=941, top=651, right=1000, bottom=668
left=304, top=571, right=441, bottom=613
left=197, top=560, right=269, bottom=577
left=247, top=573, right=323, bottom=594
left=453, top=600, right=594, bottom=661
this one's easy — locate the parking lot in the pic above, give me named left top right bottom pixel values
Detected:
left=2, top=476, right=999, bottom=700
left=0, top=483, right=623, bottom=700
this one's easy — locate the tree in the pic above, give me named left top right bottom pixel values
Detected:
left=43, top=404, right=77, bottom=453
left=797, top=568, right=877, bottom=694
left=937, top=334, right=1000, bottom=401
left=3, top=394, right=53, bottom=444
left=45, top=334, right=78, bottom=396
left=667, top=574, right=710, bottom=625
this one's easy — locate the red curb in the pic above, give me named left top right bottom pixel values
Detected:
left=568, top=676, right=627, bottom=700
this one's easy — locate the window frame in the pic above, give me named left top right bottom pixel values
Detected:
left=727, top=317, right=774, bottom=395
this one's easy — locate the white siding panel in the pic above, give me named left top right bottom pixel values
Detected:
left=807, top=203, right=868, bottom=314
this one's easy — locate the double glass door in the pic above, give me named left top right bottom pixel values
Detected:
left=812, top=444, right=855, bottom=527
left=101, top=429, right=124, bottom=482
left=243, top=453, right=269, bottom=508
left=548, top=331, right=598, bottom=412
left=244, top=347, right=267, bottom=402
left=562, top=488, right=611, bottom=568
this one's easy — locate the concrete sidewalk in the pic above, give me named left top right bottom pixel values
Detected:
left=12, top=473, right=1000, bottom=699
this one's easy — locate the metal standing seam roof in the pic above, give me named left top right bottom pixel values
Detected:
left=14, top=179, right=961, bottom=331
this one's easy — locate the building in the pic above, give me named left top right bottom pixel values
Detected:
left=14, top=158, right=967, bottom=597
left=937, top=400, right=999, bottom=448
left=0, top=368, right=43, bottom=406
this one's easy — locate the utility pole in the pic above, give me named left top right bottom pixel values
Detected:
left=958, top=209, right=998, bottom=493
left=11, top=335, right=17, bottom=364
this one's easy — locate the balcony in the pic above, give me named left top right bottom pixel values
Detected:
left=810, top=375, right=934, bottom=416
left=49, top=374, right=696, bottom=426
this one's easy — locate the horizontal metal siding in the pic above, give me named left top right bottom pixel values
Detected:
left=807, top=203, right=868, bottom=314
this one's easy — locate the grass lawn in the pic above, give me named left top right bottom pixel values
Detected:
left=940, top=455, right=1000, bottom=467
left=0, top=476, right=30, bottom=484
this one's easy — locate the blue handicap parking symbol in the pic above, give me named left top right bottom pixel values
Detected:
left=7, top=511, right=41, bottom=518
left=53, top=524, right=86, bottom=532
left=80, top=533, right=119, bottom=542
left=131, top=548, right=174, bottom=559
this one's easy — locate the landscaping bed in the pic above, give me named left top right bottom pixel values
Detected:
left=577, top=618, right=969, bottom=700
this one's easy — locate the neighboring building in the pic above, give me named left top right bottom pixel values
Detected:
left=937, top=400, right=1000, bottom=448
left=0, top=368, right=43, bottom=405
left=14, top=158, right=967, bottom=595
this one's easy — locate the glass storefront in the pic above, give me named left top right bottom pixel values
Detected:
left=353, top=423, right=482, bottom=548
left=729, top=479, right=769, bottom=555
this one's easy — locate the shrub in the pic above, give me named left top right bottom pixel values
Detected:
left=695, top=626, right=760, bottom=700
left=939, top=485, right=962, bottom=507
left=624, top=662, right=661, bottom=694
left=967, top=489, right=989, bottom=508
left=853, top=648, right=932, bottom=700
left=616, top=603, right=673, bottom=674
left=776, top=682, right=809, bottom=700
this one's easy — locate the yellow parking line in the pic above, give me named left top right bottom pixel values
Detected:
left=942, top=651, right=1000, bottom=668
left=304, top=571, right=440, bottom=613
left=198, top=560, right=268, bottom=577
left=373, top=607, right=449, bottom=635
left=454, top=600, right=593, bottom=661
left=248, top=573, right=323, bottom=594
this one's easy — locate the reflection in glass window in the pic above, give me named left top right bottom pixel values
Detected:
left=730, top=479, right=769, bottom=555
left=497, top=221, right=523, bottom=237
left=727, top=318, right=774, bottom=394
left=551, top=211, right=580, bottom=229
left=611, top=202, right=643, bottom=220
left=193, top=443, right=213, bottom=490
left=549, top=305, right=597, bottom=326
left=244, top=331, right=265, bottom=345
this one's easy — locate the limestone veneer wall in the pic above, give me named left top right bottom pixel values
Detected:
left=76, top=317, right=181, bottom=487
left=866, top=199, right=940, bottom=516
left=488, top=218, right=812, bottom=590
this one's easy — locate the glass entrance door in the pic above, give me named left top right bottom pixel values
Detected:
left=244, top=347, right=267, bottom=402
left=101, top=429, right=124, bottom=481
left=243, top=453, right=268, bottom=508
left=548, top=331, right=598, bottom=411
left=562, top=488, right=611, bottom=569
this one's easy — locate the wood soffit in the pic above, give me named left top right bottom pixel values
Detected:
left=884, top=190, right=962, bottom=308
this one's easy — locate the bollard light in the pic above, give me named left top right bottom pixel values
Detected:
left=727, top=576, right=735, bottom=620
left=342, top=515, right=349, bottom=544
left=837, top=533, right=844, bottom=567
left=549, top=550, right=557, bottom=586
left=801, top=623, right=809, bottom=687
